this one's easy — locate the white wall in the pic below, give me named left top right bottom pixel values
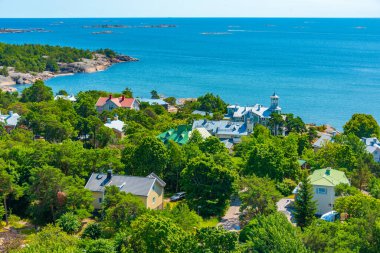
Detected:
left=312, top=185, right=336, bottom=215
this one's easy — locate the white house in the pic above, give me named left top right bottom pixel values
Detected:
left=96, top=95, right=140, bottom=113
left=0, top=111, right=20, bottom=132
left=361, top=137, right=380, bottom=163
left=54, top=95, right=77, bottom=102
left=312, top=133, right=333, bottom=152
left=104, top=115, right=125, bottom=138
left=308, top=168, right=350, bottom=215
left=226, top=93, right=282, bottom=132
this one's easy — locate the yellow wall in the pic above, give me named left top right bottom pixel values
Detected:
left=92, top=192, right=103, bottom=209
left=91, top=182, right=164, bottom=210
left=146, top=182, right=164, bottom=210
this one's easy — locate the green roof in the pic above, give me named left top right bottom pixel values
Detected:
left=308, top=168, right=350, bottom=187
left=298, top=159, right=307, bottom=166
left=157, top=125, right=192, bottom=145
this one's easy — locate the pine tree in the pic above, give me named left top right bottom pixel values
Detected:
left=294, top=174, right=316, bottom=229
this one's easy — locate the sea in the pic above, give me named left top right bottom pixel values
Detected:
left=0, top=18, right=380, bottom=129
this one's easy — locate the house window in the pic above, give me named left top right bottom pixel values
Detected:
left=316, top=187, right=327, bottom=195
left=152, top=197, right=156, bottom=204
left=99, top=198, right=102, bottom=203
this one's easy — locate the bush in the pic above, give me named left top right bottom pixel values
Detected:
left=79, top=239, right=116, bottom=253
left=57, top=212, right=81, bottom=234
left=276, top=178, right=297, bottom=196
left=82, top=222, right=102, bottom=239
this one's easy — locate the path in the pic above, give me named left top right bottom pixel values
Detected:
left=218, top=197, right=241, bottom=231
left=277, top=198, right=296, bottom=224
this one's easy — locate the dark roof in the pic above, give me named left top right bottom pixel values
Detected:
left=85, top=173, right=165, bottom=197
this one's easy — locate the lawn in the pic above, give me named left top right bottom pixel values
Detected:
left=199, top=217, right=220, bottom=228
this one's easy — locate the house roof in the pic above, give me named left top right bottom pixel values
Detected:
left=227, top=104, right=273, bottom=119
left=312, top=134, right=332, bottom=148
left=361, top=137, right=380, bottom=146
left=192, top=110, right=213, bottom=116
left=96, top=96, right=136, bottom=108
left=308, top=168, right=350, bottom=187
left=85, top=172, right=165, bottom=197
left=221, top=139, right=234, bottom=149
left=366, top=144, right=380, bottom=154
left=104, top=119, right=125, bottom=133
left=192, top=120, right=248, bottom=137
left=54, top=95, right=77, bottom=102
left=190, top=127, right=212, bottom=139
left=138, top=98, right=168, bottom=106
left=0, top=112, right=20, bottom=127
left=298, top=159, right=307, bottom=166
left=157, top=125, right=192, bottom=145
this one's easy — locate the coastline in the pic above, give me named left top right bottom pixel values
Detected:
left=0, top=53, right=138, bottom=92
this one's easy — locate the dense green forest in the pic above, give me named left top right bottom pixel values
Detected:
left=0, top=80, right=379, bottom=252
left=0, top=43, right=115, bottom=73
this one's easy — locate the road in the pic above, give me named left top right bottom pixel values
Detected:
left=218, top=197, right=241, bottom=231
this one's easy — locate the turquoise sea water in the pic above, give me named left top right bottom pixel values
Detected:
left=0, top=18, right=380, bottom=129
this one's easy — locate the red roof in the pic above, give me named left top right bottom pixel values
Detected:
left=96, top=96, right=136, bottom=108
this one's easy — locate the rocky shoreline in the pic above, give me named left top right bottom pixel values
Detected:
left=0, top=53, right=138, bottom=91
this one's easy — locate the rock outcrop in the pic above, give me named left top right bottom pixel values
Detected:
left=0, top=53, right=138, bottom=88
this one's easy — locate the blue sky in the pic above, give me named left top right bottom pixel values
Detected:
left=1, top=0, right=380, bottom=18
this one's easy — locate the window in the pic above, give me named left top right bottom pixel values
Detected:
left=99, top=198, right=102, bottom=203
left=316, top=187, right=327, bottom=195
left=152, top=197, right=156, bottom=204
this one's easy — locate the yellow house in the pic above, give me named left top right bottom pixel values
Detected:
left=85, top=170, right=165, bottom=210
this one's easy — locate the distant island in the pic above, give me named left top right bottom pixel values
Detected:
left=0, top=28, right=51, bottom=34
left=83, top=24, right=177, bottom=29
left=0, top=43, right=138, bottom=90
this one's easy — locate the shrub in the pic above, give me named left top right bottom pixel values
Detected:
left=57, top=212, right=81, bottom=234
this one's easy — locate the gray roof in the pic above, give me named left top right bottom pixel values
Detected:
left=361, top=137, right=380, bottom=146
left=192, top=119, right=248, bottom=137
left=192, top=110, right=213, bottom=116
left=104, top=119, right=125, bottom=132
left=138, top=98, right=168, bottom=106
left=366, top=144, right=380, bottom=154
left=312, top=134, right=332, bottom=148
left=220, top=139, right=234, bottom=149
left=0, top=112, right=20, bottom=127
left=227, top=104, right=274, bottom=119
left=85, top=172, right=165, bottom=197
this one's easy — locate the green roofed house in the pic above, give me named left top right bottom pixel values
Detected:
left=297, top=159, right=309, bottom=169
left=157, top=125, right=192, bottom=145
left=308, top=168, right=350, bottom=215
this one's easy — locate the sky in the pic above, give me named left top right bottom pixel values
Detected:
left=1, top=0, right=380, bottom=18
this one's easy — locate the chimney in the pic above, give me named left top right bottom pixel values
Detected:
left=325, top=167, right=331, bottom=176
left=121, top=95, right=125, bottom=101
left=106, top=118, right=111, bottom=123
left=107, top=170, right=113, bottom=180
left=108, top=94, right=112, bottom=100
left=257, top=105, right=261, bottom=110
left=114, top=114, right=119, bottom=121
left=332, top=131, right=337, bottom=137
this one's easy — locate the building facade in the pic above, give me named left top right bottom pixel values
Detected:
left=226, top=93, right=282, bottom=132
left=96, top=95, right=140, bottom=113
left=362, top=137, right=380, bottom=163
left=85, top=171, right=166, bottom=210
left=308, top=168, right=350, bottom=215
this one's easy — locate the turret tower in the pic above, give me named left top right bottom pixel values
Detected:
left=270, top=92, right=281, bottom=113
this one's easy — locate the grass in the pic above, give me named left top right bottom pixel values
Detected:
left=164, top=200, right=183, bottom=209
left=199, top=217, right=220, bottom=228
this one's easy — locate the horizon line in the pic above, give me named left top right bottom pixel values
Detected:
left=1, top=16, right=380, bottom=19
